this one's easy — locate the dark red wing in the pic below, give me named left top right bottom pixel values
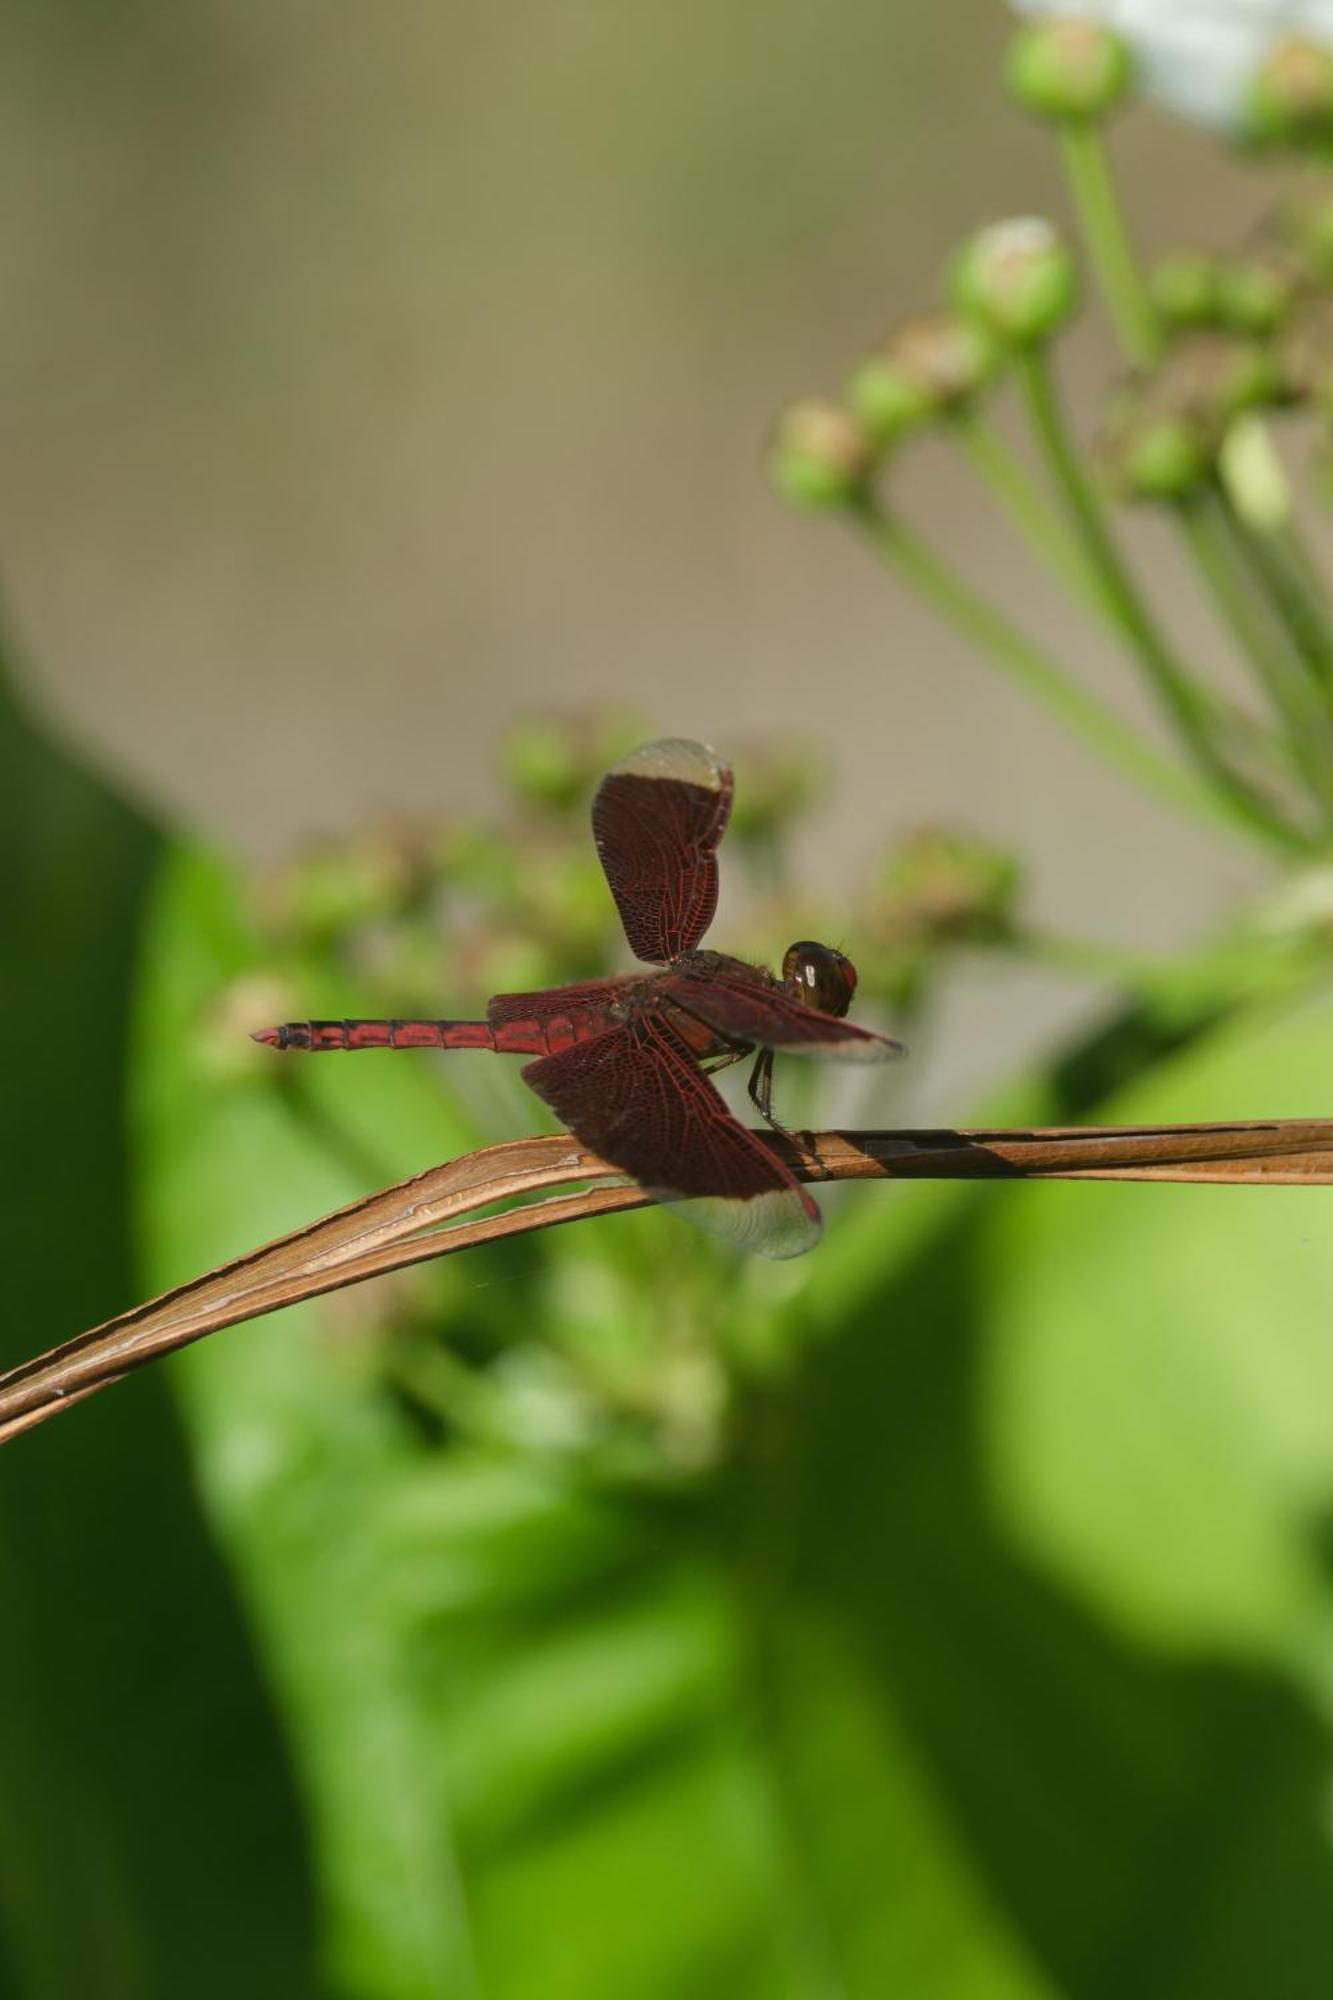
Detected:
left=522, top=1015, right=821, bottom=1258
left=663, top=966, right=904, bottom=1061
left=591, top=739, right=733, bottom=965
left=487, top=977, right=639, bottom=1027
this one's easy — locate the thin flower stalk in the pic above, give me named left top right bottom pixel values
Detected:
left=1225, top=500, right=1333, bottom=683
left=1179, top=496, right=1333, bottom=817
left=1058, top=121, right=1160, bottom=364
left=846, top=494, right=1295, bottom=847
left=953, top=409, right=1115, bottom=616
left=1052, top=108, right=1333, bottom=695
left=1015, top=347, right=1301, bottom=846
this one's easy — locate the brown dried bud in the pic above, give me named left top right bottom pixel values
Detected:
left=768, top=400, right=873, bottom=508
left=849, top=313, right=998, bottom=444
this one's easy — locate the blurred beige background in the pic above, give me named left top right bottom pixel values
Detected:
left=0, top=1, right=1316, bottom=1107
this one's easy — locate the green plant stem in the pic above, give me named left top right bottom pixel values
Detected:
left=1057, top=117, right=1333, bottom=703
left=1225, top=498, right=1333, bottom=684
left=952, top=410, right=1107, bottom=616
left=1178, top=496, right=1333, bottom=816
left=846, top=494, right=1297, bottom=850
left=1015, top=347, right=1298, bottom=847
left=1058, top=121, right=1159, bottom=365
left=1282, top=517, right=1332, bottom=607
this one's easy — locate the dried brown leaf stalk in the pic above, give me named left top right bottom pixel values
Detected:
left=4, top=1118, right=1332, bottom=1445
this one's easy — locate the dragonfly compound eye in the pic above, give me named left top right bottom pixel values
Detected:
left=782, top=941, right=858, bottom=1018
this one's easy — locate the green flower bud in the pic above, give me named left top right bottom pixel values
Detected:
left=1004, top=18, right=1133, bottom=122
left=848, top=313, right=998, bottom=443
left=1210, top=338, right=1283, bottom=420
left=1101, top=402, right=1211, bottom=502
left=1277, top=186, right=1333, bottom=284
left=1167, top=330, right=1282, bottom=424
left=516, top=849, right=618, bottom=961
left=500, top=717, right=587, bottom=810
left=1100, top=332, right=1279, bottom=504
left=1246, top=34, right=1333, bottom=146
left=951, top=218, right=1079, bottom=347
left=464, top=935, right=563, bottom=1008
left=499, top=712, right=651, bottom=813
left=1215, top=250, right=1299, bottom=335
left=363, top=923, right=451, bottom=1017
left=848, top=355, right=931, bottom=444
left=768, top=400, right=872, bottom=508
left=877, top=826, right=1023, bottom=948
left=263, top=834, right=417, bottom=945
left=728, top=739, right=825, bottom=842
left=1149, top=251, right=1222, bottom=330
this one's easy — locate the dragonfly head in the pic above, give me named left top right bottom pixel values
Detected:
left=781, top=941, right=857, bottom=1019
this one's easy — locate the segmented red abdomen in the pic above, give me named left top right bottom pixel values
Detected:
left=254, top=980, right=636, bottom=1055
left=486, top=977, right=638, bottom=1054
left=253, top=1018, right=526, bottom=1052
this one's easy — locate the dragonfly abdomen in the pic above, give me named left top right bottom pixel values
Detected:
left=251, top=1014, right=608, bottom=1055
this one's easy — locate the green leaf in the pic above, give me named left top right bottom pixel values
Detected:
left=132, top=847, right=485, bottom=2000
left=984, top=984, right=1333, bottom=1667
left=130, top=841, right=1333, bottom=1998
left=0, top=670, right=320, bottom=1998
left=784, top=1109, right=1333, bottom=1997
left=132, top=847, right=1064, bottom=1998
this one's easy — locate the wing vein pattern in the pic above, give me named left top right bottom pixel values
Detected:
left=522, top=1015, right=821, bottom=1257
left=591, top=738, right=733, bottom=964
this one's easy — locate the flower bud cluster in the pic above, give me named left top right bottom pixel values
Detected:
left=1099, top=333, right=1282, bottom=501
left=1152, top=247, right=1303, bottom=339
left=1116, top=187, right=1333, bottom=501
left=770, top=217, right=1080, bottom=511
left=869, top=826, right=1025, bottom=1011
left=849, top=314, right=997, bottom=446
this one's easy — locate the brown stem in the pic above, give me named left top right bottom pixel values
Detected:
left=5, top=1119, right=1333, bottom=1444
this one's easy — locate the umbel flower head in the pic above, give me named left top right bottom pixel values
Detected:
left=1010, top=0, right=1333, bottom=133
left=1098, top=331, right=1280, bottom=500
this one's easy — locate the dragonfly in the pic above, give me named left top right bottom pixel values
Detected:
left=254, top=737, right=903, bottom=1256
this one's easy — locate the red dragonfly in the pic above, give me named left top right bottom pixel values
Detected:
left=255, top=738, right=903, bottom=1256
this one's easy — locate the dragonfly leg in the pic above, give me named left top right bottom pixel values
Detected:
left=747, top=1047, right=780, bottom=1125
left=748, top=1049, right=828, bottom=1179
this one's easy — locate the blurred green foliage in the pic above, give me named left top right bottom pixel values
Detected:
left=0, top=670, right=319, bottom=1996
left=9, top=7, right=1333, bottom=1995
left=11, top=685, right=1333, bottom=1997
